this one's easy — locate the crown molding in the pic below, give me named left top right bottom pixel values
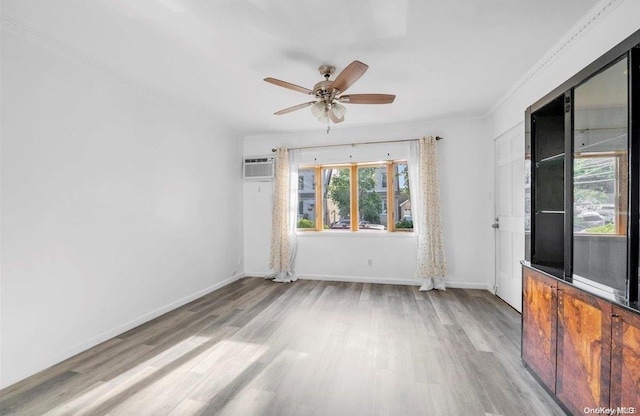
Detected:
left=484, top=0, right=622, bottom=119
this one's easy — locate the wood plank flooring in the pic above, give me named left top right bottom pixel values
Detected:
left=0, top=278, right=564, bottom=415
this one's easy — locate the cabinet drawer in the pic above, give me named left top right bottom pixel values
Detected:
left=522, top=267, right=558, bottom=392
left=610, top=306, right=640, bottom=408
left=556, top=282, right=612, bottom=414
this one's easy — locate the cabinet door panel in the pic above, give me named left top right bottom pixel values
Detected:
left=611, top=306, right=640, bottom=408
left=522, top=267, right=557, bottom=392
left=556, top=283, right=612, bottom=413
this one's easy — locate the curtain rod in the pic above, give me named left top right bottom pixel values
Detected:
left=271, top=136, right=443, bottom=153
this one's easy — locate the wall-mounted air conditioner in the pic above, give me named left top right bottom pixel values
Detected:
left=243, top=156, right=275, bottom=181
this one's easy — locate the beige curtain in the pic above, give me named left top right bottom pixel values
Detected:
left=409, top=136, right=447, bottom=291
left=268, top=148, right=299, bottom=282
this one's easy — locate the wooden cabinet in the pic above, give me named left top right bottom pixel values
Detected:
left=522, top=265, right=640, bottom=414
left=522, top=268, right=558, bottom=392
left=556, top=282, right=612, bottom=414
left=523, top=30, right=640, bottom=414
left=610, top=306, right=640, bottom=408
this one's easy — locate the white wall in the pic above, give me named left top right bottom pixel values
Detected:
left=243, top=117, right=493, bottom=289
left=0, top=29, right=244, bottom=388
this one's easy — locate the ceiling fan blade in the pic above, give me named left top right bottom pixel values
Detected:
left=264, top=77, right=313, bottom=95
left=340, top=94, right=395, bottom=104
left=274, top=101, right=315, bottom=115
left=331, top=60, right=368, bottom=93
left=329, top=108, right=344, bottom=124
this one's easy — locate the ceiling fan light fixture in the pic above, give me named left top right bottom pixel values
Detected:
left=310, top=101, right=326, bottom=118
left=331, top=102, right=347, bottom=119
left=317, top=108, right=329, bottom=124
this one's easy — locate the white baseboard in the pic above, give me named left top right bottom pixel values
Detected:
left=444, top=281, right=494, bottom=291
left=302, top=274, right=422, bottom=286
left=2, top=272, right=245, bottom=389
left=245, top=271, right=492, bottom=292
left=244, top=271, right=271, bottom=279
left=65, top=272, right=246, bottom=356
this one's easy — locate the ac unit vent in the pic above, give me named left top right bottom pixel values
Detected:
left=243, top=155, right=275, bottom=181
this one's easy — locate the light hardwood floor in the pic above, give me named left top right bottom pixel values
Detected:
left=0, top=278, right=564, bottom=415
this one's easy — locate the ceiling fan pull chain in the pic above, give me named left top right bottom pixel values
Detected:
left=326, top=124, right=330, bottom=134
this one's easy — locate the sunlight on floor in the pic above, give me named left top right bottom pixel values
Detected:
left=42, top=336, right=269, bottom=416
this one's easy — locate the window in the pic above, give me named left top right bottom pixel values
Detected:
left=297, top=162, right=411, bottom=232
left=394, top=163, right=413, bottom=231
left=297, top=168, right=316, bottom=229
left=324, top=167, right=350, bottom=229
left=357, top=166, right=385, bottom=231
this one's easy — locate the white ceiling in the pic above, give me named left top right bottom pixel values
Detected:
left=4, top=0, right=601, bottom=136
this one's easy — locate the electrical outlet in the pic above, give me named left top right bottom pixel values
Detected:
left=367, top=259, right=373, bottom=266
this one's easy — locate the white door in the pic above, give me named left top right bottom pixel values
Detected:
left=494, top=124, right=525, bottom=312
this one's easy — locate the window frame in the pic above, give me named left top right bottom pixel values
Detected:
left=296, top=160, right=412, bottom=233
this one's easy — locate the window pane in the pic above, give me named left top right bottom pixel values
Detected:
left=572, top=58, right=628, bottom=294
left=357, top=166, right=386, bottom=231
left=394, top=163, right=413, bottom=231
left=297, top=169, right=316, bottom=229
left=326, top=167, right=351, bottom=229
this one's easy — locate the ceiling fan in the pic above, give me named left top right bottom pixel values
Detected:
left=264, top=60, right=395, bottom=125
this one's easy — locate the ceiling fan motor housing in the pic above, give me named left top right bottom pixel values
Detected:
left=313, top=80, right=334, bottom=101
left=313, top=65, right=337, bottom=102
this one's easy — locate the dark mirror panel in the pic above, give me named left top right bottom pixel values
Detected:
left=633, top=46, right=640, bottom=305
left=573, top=58, right=629, bottom=296
left=533, top=213, right=565, bottom=273
left=535, top=158, right=564, bottom=212
left=525, top=110, right=532, bottom=262
left=531, top=96, right=565, bottom=272
left=535, top=115, right=565, bottom=161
